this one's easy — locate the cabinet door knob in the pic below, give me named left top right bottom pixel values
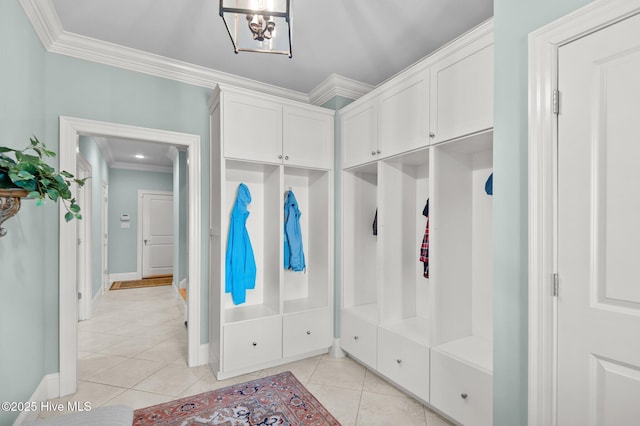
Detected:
left=252, top=342, right=257, bottom=347
left=376, top=149, right=381, bottom=154
left=429, top=132, right=435, bottom=138
left=284, top=155, right=289, bottom=160
left=461, top=393, right=468, bottom=399
left=278, top=154, right=283, bottom=159
left=306, top=330, right=311, bottom=335
left=371, top=151, right=376, bottom=156
left=353, top=335, right=359, bottom=341
left=396, top=359, right=402, bottom=365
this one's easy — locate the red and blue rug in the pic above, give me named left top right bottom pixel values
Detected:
left=132, top=371, right=340, bottom=425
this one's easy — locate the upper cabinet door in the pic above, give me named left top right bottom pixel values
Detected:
left=223, top=91, right=283, bottom=164
left=340, top=99, right=378, bottom=169
left=430, top=40, right=494, bottom=144
left=283, top=106, right=333, bottom=169
left=377, top=69, right=430, bottom=158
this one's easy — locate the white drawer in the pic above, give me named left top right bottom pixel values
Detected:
left=283, top=309, right=332, bottom=358
left=340, top=310, right=377, bottom=368
left=223, top=317, right=282, bottom=372
left=430, top=349, right=492, bottom=426
left=377, top=327, right=430, bottom=402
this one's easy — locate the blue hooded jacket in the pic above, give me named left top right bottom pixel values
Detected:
left=225, top=183, right=256, bottom=305
left=284, top=190, right=306, bottom=272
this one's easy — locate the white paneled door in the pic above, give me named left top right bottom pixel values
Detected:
left=142, top=192, right=174, bottom=278
left=557, top=12, right=640, bottom=425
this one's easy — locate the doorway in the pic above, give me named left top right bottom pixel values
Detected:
left=528, top=1, right=640, bottom=424
left=58, top=116, right=202, bottom=397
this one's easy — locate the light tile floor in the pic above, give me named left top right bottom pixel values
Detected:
left=40, top=286, right=453, bottom=425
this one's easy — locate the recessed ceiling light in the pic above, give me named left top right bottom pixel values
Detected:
left=135, top=154, right=145, bottom=159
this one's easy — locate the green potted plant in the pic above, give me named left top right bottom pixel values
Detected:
left=0, top=136, right=87, bottom=222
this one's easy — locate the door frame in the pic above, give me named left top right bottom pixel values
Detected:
left=138, top=190, right=173, bottom=278
left=528, top=0, right=640, bottom=424
left=59, top=116, right=202, bottom=396
left=76, top=154, right=92, bottom=321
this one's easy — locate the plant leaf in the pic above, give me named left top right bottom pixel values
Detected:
left=69, top=203, right=80, bottom=213
left=27, top=191, right=40, bottom=198
left=47, top=188, right=59, bottom=201
left=65, top=212, right=74, bottom=222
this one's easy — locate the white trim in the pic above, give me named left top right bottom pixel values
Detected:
left=308, top=74, right=374, bottom=106
left=13, top=373, right=60, bottom=425
left=17, top=0, right=62, bottom=51
left=528, top=1, right=640, bottom=425
left=59, top=116, right=204, bottom=397
left=137, top=189, right=173, bottom=278
left=76, top=154, right=93, bottom=321
left=109, top=272, right=139, bottom=283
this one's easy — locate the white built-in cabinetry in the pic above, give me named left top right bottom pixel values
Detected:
left=339, top=20, right=494, bottom=426
left=209, top=84, right=334, bottom=380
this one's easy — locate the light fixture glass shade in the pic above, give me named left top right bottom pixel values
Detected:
left=220, top=0, right=292, bottom=57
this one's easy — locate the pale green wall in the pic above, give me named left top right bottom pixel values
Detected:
left=0, top=2, right=47, bottom=424
left=108, top=168, right=173, bottom=274
left=173, top=150, right=188, bottom=287
left=79, top=136, right=110, bottom=298
left=492, top=0, right=592, bottom=424
left=41, top=42, right=211, bottom=369
left=322, top=95, right=353, bottom=338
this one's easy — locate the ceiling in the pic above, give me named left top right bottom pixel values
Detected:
left=47, top=0, right=493, bottom=170
left=50, top=0, right=493, bottom=94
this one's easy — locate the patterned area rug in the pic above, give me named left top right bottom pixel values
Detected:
left=132, top=371, right=340, bottom=426
left=110, top=276, right=172, bottom=290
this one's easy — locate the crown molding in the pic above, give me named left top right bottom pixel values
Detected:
left=20, top=0, right=372, bottom=106
left=308, top=73, right=374, bottom=106
left=19, top=0, right=63, bottom=50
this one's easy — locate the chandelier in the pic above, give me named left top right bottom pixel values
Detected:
left=219, top=0, right=292, bottom=58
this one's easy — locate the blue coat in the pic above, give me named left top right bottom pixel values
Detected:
left=284, top=190, right=306, bottom=272
left=225, top=183, right=256, bottom=305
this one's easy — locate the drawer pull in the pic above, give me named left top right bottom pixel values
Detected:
left=284, top=155, right=289, bottom=160
left=371, top=151, right=376, bottom=156
left=252, top=342, right=257, bottom=347
left=306, top=330, right=311, bottom=335
left=396, top=359, right=402, bottom=365
left=278, top=154, right=283, bottom=159
left=461, top=393, right=468, bottom=400
left=353, top=335, right=359, bottom=341
left=429, top=132, right=435, bottom=138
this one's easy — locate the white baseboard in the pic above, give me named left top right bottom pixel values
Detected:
left=13, top=373, right=60, bottom=425
left=109, top=272, right=139, bottom=283
left=329, top=338, right=346, bottom=358
left=171, top=280, right=188, bottom=322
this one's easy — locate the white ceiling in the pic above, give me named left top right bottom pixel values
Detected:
left=92, top=137, right=177, bottom=173
left=50, top=0, right=493, bottom=93
left=47, top=0, right=493, bottom=170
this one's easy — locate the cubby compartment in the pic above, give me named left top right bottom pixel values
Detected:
left=283, top=167, right=331, bottom=314
left=431, top=130, right=493, bottom=361
left=341, top=162, right=379, bottom=322
left=223, top=160, right=281, bottom=323
left=378, top=148, right=431, bottom=342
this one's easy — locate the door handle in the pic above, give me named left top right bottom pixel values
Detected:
left=144, top=239, right=148, bottom=245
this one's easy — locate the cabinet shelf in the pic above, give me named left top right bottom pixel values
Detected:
left=432, top=335, right=492, bottom=375
left=224, top=303, right=280, bottom=324
left=379, top=317, right=431, bottom=347
left=343, top=303, right=379, bottom=323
